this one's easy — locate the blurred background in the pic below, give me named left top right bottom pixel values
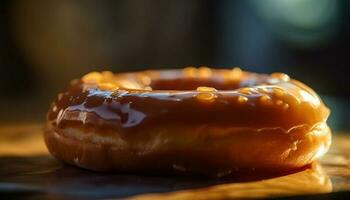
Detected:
left=0, top=0, right=348, bottom=131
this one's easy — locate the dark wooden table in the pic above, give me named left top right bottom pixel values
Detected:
left=1, top=124, right=350, bottom=199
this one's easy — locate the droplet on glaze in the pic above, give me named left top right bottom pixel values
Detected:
left=82, top=72, right=103, bottom=83
left=273, top=87, right=285, bottom=97
left=237, top=95, right=248, bottom=104
left=141, top=76, right=151, bottom=85
left=230, top=67, right=242, bottom=80
left=136, top=73, right=152, bottom=86
left=275, top=100, right=289, bottom=110
left=196, top=86, right=217, bottom=102
left=271, top=72, right=290, bottom=82
left=259, top=95, right=272, bottom=106
left=183, top=67, right=197, bottom=77
left=291, top=141, right=299, bottom=151
left=198, top=66, right=212, bottom=78
left=276, top=100, right=284, bottom=106
left=101, top=71, right=114, bottom=79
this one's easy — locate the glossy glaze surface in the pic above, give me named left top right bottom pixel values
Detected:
left=47, top=67, right=330, bottom=136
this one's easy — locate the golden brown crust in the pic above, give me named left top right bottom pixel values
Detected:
left=45, top=67, right=331, bottom=176
left=44, top=122, right=331, bottom=176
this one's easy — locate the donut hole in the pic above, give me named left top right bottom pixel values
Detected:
left=150, top=78, right=242, bottom=90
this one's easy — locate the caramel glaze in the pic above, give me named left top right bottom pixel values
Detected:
left=47, top=68, right=330, bottom=138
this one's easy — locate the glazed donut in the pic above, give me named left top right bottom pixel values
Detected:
left=45, top=67, right=331, bottom=177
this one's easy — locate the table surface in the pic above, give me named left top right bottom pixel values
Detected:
left=1, top=124, right=350, bottom=200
